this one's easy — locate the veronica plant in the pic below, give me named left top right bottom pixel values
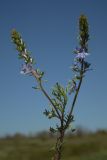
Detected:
left=11, top=15, right=91, bottom=160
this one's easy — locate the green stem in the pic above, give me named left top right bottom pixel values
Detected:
left=65, top=61, right=84, bottom=129
left=69, top=74, right=83, bottom=116
left=38, top=80, right=62, bottom=120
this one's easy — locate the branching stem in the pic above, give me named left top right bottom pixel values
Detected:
left=38, top=80, right=62, bottom=120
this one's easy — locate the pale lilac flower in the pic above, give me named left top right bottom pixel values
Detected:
left=20, top=63, right=41, bottom=79
left=20, top=63, right=33, bottom=75
left=74, top=47, right=83, bottom=54
left=76, top=49, right=88, bottom=59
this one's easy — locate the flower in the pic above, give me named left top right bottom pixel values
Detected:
left=74, top=47, right=83, bottom=54
left=20, top=63, right=42, bottom=79
left=76, top=49, right=88, bottom=59
left=20, top=63, right=33, bottom=75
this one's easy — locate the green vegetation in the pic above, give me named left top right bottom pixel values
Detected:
left=0, top=130, right=107, bottom=160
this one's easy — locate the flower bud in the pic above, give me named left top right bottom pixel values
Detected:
left=79, top=15, right=89, bottom=51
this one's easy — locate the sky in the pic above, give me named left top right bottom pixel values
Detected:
left=0, top=0, right=107, bottom=136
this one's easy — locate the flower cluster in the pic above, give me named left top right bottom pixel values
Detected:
left=11, top=30, right=44, bottom=79
left=67, top=47, right=91, bottom=95
left=11, top=29, right=33, bottom=63
left=20, top=63, right=33, bottom=75
left=74, top=47, right=89, bottom=59
left=74, top=47, right=90, bottom=70
left=79, top=15, right=89, bottom=51
left=66, top=15, right=91, bottom=96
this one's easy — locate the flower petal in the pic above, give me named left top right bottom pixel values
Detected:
left=20, top=63, right=33, bottom=75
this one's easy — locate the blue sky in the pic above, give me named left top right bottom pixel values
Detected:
left=0, top=0, right=107, bottom=136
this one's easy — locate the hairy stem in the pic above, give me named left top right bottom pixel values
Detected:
left=53, top=130, right=65, bottom=160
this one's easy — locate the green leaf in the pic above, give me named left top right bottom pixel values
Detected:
left=50, top=127, right=57, bottom=133
left=43, top=109, right=50, bottom=117
left=32, top=86, right=40, bottom=90
left=52, top=82, right=68, bottom=108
